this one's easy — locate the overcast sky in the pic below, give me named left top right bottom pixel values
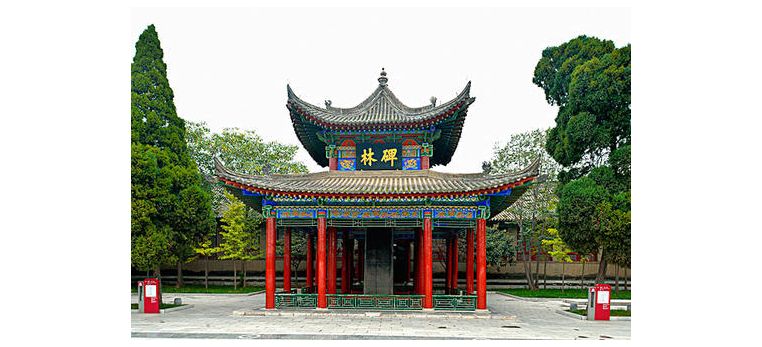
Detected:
left=131, top=7, right=630, bottom=173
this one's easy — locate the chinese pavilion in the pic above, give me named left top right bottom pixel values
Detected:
left=216, top=69, right=540, bottom=311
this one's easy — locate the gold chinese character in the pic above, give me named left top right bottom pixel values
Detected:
left=361, top=148, right=377, bottom=166
left=381, top=148, right=398, bottom=166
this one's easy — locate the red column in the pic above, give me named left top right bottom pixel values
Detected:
left=452, top=233, right=459, bottom=292
left=341, top=231, right=350, bottom=294
left=477, top=218, right=487, bottom=310
left=317, top=217, right=327, bottom=308
left=466, top=228, right=474, bottom=294
left=327, top=226, right=337, bottom=294
left=265, top=217, right=276, bottom=309
left=306, top=233, right=314, bottom=292
left=423, top=216, right=433, bottom=309
left=329, top=157, right=338, bottom=171
left=284, top=227, right=291, bottom=293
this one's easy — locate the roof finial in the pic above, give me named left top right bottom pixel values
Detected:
left=378, top=67, right=388, bottom=86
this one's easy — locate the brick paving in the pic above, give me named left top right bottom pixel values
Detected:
left=131, top=292, right=630, bottom=339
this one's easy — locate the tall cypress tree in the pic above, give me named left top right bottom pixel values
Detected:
left=131, top=25, right=215, bottom=288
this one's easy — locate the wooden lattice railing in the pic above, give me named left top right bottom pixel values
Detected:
left=274, top=293, right=476, bottom=311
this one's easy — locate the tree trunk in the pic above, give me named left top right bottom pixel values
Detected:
left=233, top=261, right=238, bottom=290
left=532, top=241, right=540, bottom=289
left=624, top=267, right=629, bottom=291
left=615, top=264, right=619, bottom=293
left=154, top=267, right=162, bottom=305
left=293, top=260, right=300, bottom=289
left=176, top=260, right=183, bottom=288
left=580, top=260, right=585, bottom=289
left=204, top=255, right=209, bottom=290
left=595, top=248, right=608, bottom=284
left=242, top=260, right=247, bottom=288
left=543, top=257, right=548, bottom=289
left=561, top=262, right=565, bottom=292
left=520, top=226, right=536, bottom=290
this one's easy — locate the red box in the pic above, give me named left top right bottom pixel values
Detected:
left=592, top=283, right=611, bottom=320
left=142, top=278, right=160, bottom=314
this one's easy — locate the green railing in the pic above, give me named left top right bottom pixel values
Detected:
left=327, top=294, right=424, bottom=310
left=274, top=293, right=317, bottom=308
left=432, top=295, right=477, bottom=311
left=274, top=293, right=476, bottom=311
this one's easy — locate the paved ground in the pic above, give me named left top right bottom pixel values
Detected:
left=131, top=292, right=630, bottom=340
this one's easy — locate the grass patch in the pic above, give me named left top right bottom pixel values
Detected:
left=131, top=303, right=185, bottom=310
left=131, top=284, right=265, bottom=294
left=497, top=288, right=630, bottom=299
left=568, top=308, right=631, bottom=317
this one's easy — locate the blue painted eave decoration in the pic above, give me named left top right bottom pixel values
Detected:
left=241, top=189, right=262, bottom=197
left=487, top=188, right=512, bottom=197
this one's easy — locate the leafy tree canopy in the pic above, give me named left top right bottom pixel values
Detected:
left=218, top=191, right=262, bottom=262
left=555, top=161, right=631, bottom=269
left=131, top=25, right=187, bottom=159
left=185, top=121, right=308, bottom=213
left=485, top=227, right=518, bottom=269
left=488, top=128, right=561, bottom=239
left=535, top=36, right=630, bottom=175
left=556, top=177, right=608, bottom=256
left=533, top=35, right=616, bottom=107
left=541, top=228, right=573, bottom=263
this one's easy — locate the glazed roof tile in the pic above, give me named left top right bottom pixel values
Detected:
left=286, top=81, right=474, bottom=128
left=215, top=157, right=540, bottom=198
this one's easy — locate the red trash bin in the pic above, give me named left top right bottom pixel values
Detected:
left=142, top=278, right=160, bottom=314
left=587, top=284, right=611, bottom=320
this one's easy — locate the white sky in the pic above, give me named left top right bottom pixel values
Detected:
left=131, top=7, right=630, bottom=173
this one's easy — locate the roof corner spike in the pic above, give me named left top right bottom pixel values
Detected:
left=286, top=84, right=295, bottom=98
left=378, top=67, right=388, bottom=86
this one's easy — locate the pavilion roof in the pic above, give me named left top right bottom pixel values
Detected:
left=489, top=208, right=519, bottom=222
left=287, top=69, right=475, bottom=167
left=216, top=157, right=540, bottom=217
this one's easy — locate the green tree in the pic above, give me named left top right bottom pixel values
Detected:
left=185, top=121, right=308, bottom=212
left=193, top=237, right=220, bottom=290
left=218, top=191, right=262, bottom=289
left=488, top=128, right=561, bottom=290
left=289, top=232, right=309, bottom=287
left=534, top=36, right=630, bottom=174
left=541, top=228, right=573, bottom=291
left=594, top=195, right=631, bottom=268
left=131, top=144, right=176, bottom=274
left=533, top=36, right=631, bottom=282
left=131, top=25, right=215, bottom=289
left=485, top=226, right=518, bottom=270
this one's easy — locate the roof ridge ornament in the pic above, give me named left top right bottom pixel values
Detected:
left=378, top=67, right=388, bottom=86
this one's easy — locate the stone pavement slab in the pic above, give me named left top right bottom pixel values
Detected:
left=131, top=291, right=630, bottom=340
